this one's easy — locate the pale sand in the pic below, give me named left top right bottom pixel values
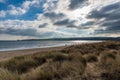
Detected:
left=0, top=46, right=66, bottom=61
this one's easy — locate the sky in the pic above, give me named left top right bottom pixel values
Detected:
left=0, top=0, right=120, bottom=40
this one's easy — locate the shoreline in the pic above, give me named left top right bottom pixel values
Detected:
left=0, top=41, right=102, bottom=61
left=0, top=44, right=67, bottom=52
left=0, top=40, right=102, bottom=52
left=0, top=41, right=119, bottom=80
left=0, top=46, right=66, bottom=61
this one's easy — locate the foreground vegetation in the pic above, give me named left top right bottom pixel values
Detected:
left=0, top=41, right=120, bottom=80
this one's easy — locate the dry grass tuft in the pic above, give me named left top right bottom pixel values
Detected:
left=0, top=68, right=20, bottom=80
left=0, top=41, right=119, bottom=80
left=84, top=54, right=98, bottom=63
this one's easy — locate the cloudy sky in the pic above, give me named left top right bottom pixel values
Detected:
left=0, top=0, right=120, bottom=40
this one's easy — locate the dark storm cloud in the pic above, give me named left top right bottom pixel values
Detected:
left=0, top=28, right=40, bottom=37
left=66, top=24, right=77, bottom=28
left=87, top=2, right=120, bottom=19
left=100, top=2, right=120, bottom=13
left=54, top=18, right=94, bottom=29
left=43, top=12, right=65, bottom=20
left=0, top=27, right=62, bottom=37
left=101, top=20, right=120, bottom=30
left=69, top=0, right=88, bottom=10
left=54, top=18, right=78, bottom=28
left=66, top=21, right=95, bottom=29
left=38, top=23, right=48, bottom=28
left=87, top=2, right=120, bottom=34
left=54, top=19, right=75, bottom=26
left=80, top=21, right=94, bottom=27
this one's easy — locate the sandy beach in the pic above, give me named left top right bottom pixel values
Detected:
left=0, top=41, right=119, bottom=80
left=0, top=46, right=66, bottom=61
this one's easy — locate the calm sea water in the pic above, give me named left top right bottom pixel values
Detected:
left=0, top=40, right=101, bottom=51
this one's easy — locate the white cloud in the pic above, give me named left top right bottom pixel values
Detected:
left=8, top=5, right=27, bottom=15
left=0, top=0, right=120, bottom=40
left=0, top=10, right=6, bottom=17
left=38, top=0, right=120, bottom=37
left=0, top=19, right=84, bottom=39
left=0, top=0, right=42, bottom=16
left=0, top=0, right=5, bottom=3
left=0, top=34, right=37, bottom=40
left=0, top=20, right=40, bottom=29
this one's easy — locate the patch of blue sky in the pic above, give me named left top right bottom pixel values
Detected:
left=7, top=0, right=25, bottom=7
left=0, top=0, right=45, bottom=20
left=0, top=0, right=25, bottom=10
left=0, top=6, right=43, bottom=20
left=0, top=3, right=8, bottom=10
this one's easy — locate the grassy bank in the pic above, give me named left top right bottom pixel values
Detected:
left=0, top=41, right=120, bottom=80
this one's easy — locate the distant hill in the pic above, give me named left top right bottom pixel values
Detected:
left=22, top=37, right=120, bottom=41
left=0, top=37, right=120, bottom=41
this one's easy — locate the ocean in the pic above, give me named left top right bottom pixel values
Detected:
left=0, top=40, right=101, bottom=51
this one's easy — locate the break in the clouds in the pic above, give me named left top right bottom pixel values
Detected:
left=0, top=0, right=120, bottom=40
